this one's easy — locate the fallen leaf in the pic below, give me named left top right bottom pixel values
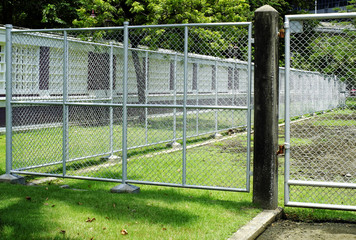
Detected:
left=103, top=227, right=106, bottom=230
left=120, top=229, right=128, bottom=235
left=105, top=217, right=110, bottom=220
left=86, top=217, right=96, bottom=223
left=25, top=196, right=31, bottom=200
left=90, top=237, right=94, bottom=240
left=51, top=205, right=55, bottom=207
left=60, top=230, right=66, bottom=234
left=162, top=228, right=167, bottom=231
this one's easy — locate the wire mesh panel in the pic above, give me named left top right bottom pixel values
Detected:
left=8, top=22, right=252, bottom=191
left=284, top=13, right=356, bottom=210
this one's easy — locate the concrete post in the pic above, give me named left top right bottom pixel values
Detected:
left=253, top=5, right=279, bottom=209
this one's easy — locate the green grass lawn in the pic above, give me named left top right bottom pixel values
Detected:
left=1, top=107, right=356, bottom=239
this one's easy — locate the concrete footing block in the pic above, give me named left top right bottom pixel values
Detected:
left=211, top=133, right=223, bottom=139
left=110, top=183, right=140, bottom=194
left=166, top=141, right=182, bottom=149
left=101, top=155, right=121, bottom=162
left=0, top=174, right=26, bottom=184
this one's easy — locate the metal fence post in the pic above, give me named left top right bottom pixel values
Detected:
left=62, top=30, right=69, bottom=177
left=109, top=42, right=114, bottom=156
left=253, top=5, right=279, bottom=209
left=5, top=24, right=13, bottom=175
left=284, top=16, right=291, bottom=207
left=246, top=22, right=253, bottom=192
left=0, top=24, right=25, bottom=184
left=214, top=61, right=218, bottom=134
left=182, top=26, right=189, bottom=186
left=196, top=64, right=199, bottom=136
left=122, top=22, right=129, bottom=184
left=173, top=54, right=177, bottom=142
left=145, top=51, right=148, bottom=145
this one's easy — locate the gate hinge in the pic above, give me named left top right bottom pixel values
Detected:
left=276, top=143, right=290, bottom=156
left=278, top=28, right=285, bottom=38
left=284, top=22, right=289, bottom=29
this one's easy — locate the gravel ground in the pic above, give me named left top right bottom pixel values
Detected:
left=257, top=219, right=356, bottom=240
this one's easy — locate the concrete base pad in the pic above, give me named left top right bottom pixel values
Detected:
left=0, top=174, right=26, bottom=184
left=166, top=141, right=182, bottom=149
left=101, top=155, right=121, bottom=162
left=110, top=183, right=140, bottom=194
left=228, top=207, right=283, bottom=240
left=211, top=133, right=223, bottom=139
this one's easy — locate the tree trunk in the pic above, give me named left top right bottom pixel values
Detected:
left=131, top=50, right=146, bottom=123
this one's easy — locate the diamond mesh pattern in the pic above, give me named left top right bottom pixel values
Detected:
left=12, top=105, right=63, bottom=174
left=289, top=185, right=356, bottom=206
left=10, top=24, right=251, bottom=190
left=286, top=16, right=356, bottom=208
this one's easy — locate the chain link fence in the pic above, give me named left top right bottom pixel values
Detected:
left=284, top=13, right=356, bottom=210
left=8, top=23, right=253, bottom=191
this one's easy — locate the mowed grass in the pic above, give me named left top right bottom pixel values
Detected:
left=0, top=180, right=260, bottom=240
left=1, top=107, right=356, bottom=239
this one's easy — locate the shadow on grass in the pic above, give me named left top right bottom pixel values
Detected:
left=0, top=181, right=256, bottom=240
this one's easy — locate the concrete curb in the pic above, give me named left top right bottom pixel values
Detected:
left=228, top=207, right=283, bottom=240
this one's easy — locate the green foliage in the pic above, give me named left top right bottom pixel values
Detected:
left=72, top=0, right=251, bottom=27
left=0, top=0, right=80, bottom=28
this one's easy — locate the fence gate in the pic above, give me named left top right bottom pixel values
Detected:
left=6, top=22, right=253, bottom=192
left=284, top=13, right=356, bottom=210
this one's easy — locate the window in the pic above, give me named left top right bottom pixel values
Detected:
left=228, top=66, right=239, bottom=90
left=39, top=46, right=50, bottom=90
left=228, top=67, right=233, bottom=90
left=211, top=65, right=216, bottom=90
left=192, top=63, right=198, bottom=90
left=88, top=52, right=116, bottom=90
left=169, top=61, right=175, bottom=91
left=233, top=67, right=239, bottom=90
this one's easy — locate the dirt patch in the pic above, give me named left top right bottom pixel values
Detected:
left=257, top=219, right=356, bottom=240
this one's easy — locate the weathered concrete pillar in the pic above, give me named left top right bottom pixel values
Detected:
left=253, top=5, right=279, bottom=210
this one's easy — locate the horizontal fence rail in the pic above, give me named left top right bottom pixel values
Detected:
left=7, top=22, right=253, bottom=191
left=284, top=13, right=356, bottom=210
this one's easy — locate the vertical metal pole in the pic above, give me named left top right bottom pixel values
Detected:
left=246, top=23, right=253, bottom=192
left=5, top=24, right=13, bottom=175
left=109, top=42, right=114, bottom=156
left=62, top=31, right=69, bottom=177
left=173, top=54, right=177, bottom=141
left=214, top=61, right=218, bottom=133
left=145, top=51, right=148, bottom=145
left=284, top=18, right=291, bottom=206
left=196, top=64, right=199, bottom=136
left=182, top=26, right=189, bottom=186
left=122, top=22, right=129, bottom=183
left=315, top=0, right=317, bottom=14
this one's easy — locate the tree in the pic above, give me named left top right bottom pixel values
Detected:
left=0, top=0, right=80, bottom=28
left=72, top=0, right=251, bottom=122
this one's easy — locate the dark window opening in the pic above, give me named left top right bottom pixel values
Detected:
left=192, top=63, right=198, bottom=90
left=211, top=65, right=216, bottom=90
left=88, top=52, right=116, bottom=90
left=169, top=61, right=175, bottom=91
left=233, top=67, right=239, bottom=90
left=228, top=67, right=233, bottom=90
left=39, top=46, right=50, bottom=90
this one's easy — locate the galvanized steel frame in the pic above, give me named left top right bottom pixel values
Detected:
left=6, top=22, right=253, bottom=192
left=284, top=12, right=356, bottom=210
